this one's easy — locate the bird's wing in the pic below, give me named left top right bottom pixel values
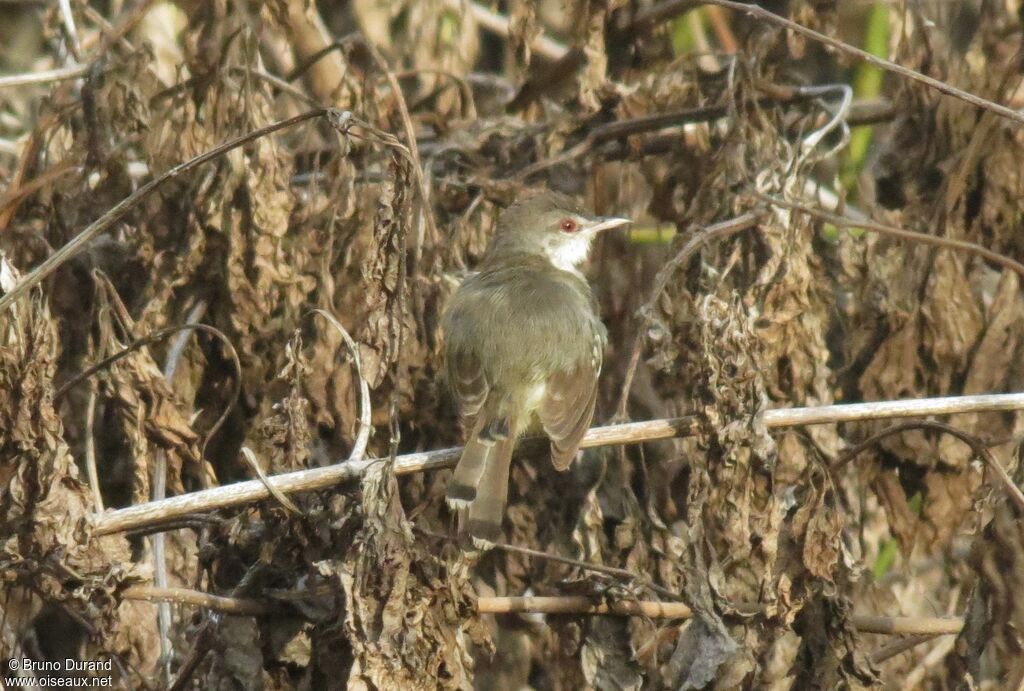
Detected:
left=448, top=349, right=489, bottom=425
left=538, top=361, right=599, bottom=471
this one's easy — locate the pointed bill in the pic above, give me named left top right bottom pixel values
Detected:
left=586, top=216, right=632, bottom=233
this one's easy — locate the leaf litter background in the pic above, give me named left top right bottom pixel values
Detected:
left=2, top=0, right=1024, bottom=689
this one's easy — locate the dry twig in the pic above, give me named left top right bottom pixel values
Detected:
left=703, top=0, right=1024, bottom=127
left=477, top=597, right=963, bottom=635
left=760, top=194, right=1024, bottom=281
left=0, top=64, right=88, bottom=89
left=116, top=587, right=965, bottom=638
left=0, top=108, right=328, bottom=314
left=832, top=420, right=1024, bottom=513
left=615, top=212, right=764, bottom=419
left=91, top=392, right=1024, bottom=536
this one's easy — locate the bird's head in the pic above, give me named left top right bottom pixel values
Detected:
left=487, top=191, right=631, bottom=273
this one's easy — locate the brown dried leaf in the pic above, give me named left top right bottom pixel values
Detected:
left=0, top=257, right=152, bottom=675
left=337, top=462, right=477, bottom=689
left=792, top=478, right=843, bottom=582
left=358, top=153, right=412, bottom=388
left=92, top=276, right=205, bottom=499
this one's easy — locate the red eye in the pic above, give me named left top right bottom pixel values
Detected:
left=560, top=218, right=578, bottom=233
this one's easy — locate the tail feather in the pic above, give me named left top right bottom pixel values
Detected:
left=446, top=436, right=490, bottom=508
left=465, top=434, right=516, bottom=548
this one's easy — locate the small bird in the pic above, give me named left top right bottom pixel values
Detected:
left=441, top=191, right=630, bottom=547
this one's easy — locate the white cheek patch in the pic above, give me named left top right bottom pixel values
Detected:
left=543, top=232, right=594, bottom=273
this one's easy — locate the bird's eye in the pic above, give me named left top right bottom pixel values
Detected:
left=560, top=218, right=579, bottom=233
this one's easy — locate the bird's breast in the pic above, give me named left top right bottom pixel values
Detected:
left=442, top=259, right=606, bottom=390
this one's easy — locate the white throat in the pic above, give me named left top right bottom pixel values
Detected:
left=542, top=232, right=594, bottom=274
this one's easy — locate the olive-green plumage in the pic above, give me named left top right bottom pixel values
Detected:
left=441, top=191, right=629, bottom=547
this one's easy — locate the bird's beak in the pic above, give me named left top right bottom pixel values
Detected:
left=586, top=216, right=632, bottom=233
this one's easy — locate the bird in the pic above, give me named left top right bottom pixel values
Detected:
left=440, top=190, right=630, bottom=547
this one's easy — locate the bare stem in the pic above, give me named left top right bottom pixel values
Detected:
left=759, top=194, right=1024, bottom=282
left=123, top=586, right=269, bottom=616
left=117, top=586, right=965, bottom=637
left=477, top=597, right=964, bottom=635
left=0, top=65, right=87, bottom=89
left=703, top=1, right=1024, bottom=127
left=0, top=109, right=327, bottom=315
left=455, top=0, right=569, bottom=61
left=92, top=392, right=1024, bottom=536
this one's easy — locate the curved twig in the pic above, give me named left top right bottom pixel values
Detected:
left=54, top=323, right=242, bottom=464
left=284, top=36, right=357, bottom=83
left=0, top=108, right=327, bottom=314
left=240, top=447, right=301, bottom=514
left=310, top=309, right=372, bottom=462
left=358, top=39, right=440, bottom=253
left=614, top=212, right=764, bottom=420
left=831, top=420, right=1024, bottom=513
left=704, top=0, right=1024, bottom=127
left=396, top=68, right=477, bottom=120
left=758, top=194, right=1024, bottom=282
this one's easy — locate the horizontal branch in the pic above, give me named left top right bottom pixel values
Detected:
left=122, top=586, right=269, bottom=616
left=89, top=393, right=1024, bottom=536
left=477, top=597, right=965, bottom=636
left=118, top=586, right=966, bottom=636
left=0, top=64, right=88, bottom=89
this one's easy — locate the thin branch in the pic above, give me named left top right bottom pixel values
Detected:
left=758, top=194, right=1024, bottom=282
left=0, top=108, right=327, bottom=314
left=506, top=48, right=585, bottom=112
left=615, top=212, right=764, bottom=420
left=418, top=527, right=681, bottom=600
left=122, top=586, right=268, bottom=616
left=150, top=66, right=322, bottom=110
left=54, top=322, right=242, bottom=465
left=359, top=40, right=440, bottom=264
left=396, top=68, right=478, bottom=119
left=476, top=597, right=965, bottom=635
left=0, top=161, right=80, bottom=222
left=454, top=0, right=569, bottom=61
left=57, top=0, right=82, bottom=60
left=118, top=586, right=965, bottom=638
left=0, top=65, right=87, bottom=89
left=832, top=420, right=1024, bottom=513
left=91, top=392, right=1024, bottom=536
left=162, top=302, right=208, bottom=382
left=703, top=0, right=1024, bottom=127
left=491, top=541, right=679, bottom=600
left=84, top=386, right=102, bottom=513
left=705, top=5, right=738, bottom=52
left=870, top=634, right=943, bottom=665
left=240, top=447, right=302, bottom=515
left=165, top=562, right=265, bottom=690
left=283, top=36, right=355, bottom=84
left=310, top=310, right=372, bottom=461
left=516, top=100, right=778, bottom=179
left=279, top=0, right=348, bottom=103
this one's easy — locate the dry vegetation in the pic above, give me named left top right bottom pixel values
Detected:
left=2, top=0, right=1024, bottom=689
